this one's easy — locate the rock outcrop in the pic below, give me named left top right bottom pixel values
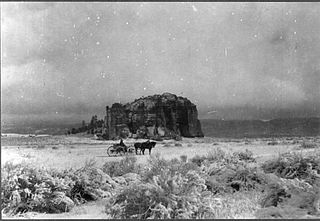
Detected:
left=104, top=93, right=204, bottom=139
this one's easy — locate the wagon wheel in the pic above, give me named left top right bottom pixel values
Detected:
left=117, top=145, right=130, bottom=156
left=127, top=146, right=135, bottom=155
left=119, top=149, right=125, bottom=156
left=107, top=145, right=118, bottom=157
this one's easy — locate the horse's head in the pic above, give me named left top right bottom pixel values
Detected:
left=150, top=141, right=157, bottom=148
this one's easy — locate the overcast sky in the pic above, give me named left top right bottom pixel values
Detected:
left=1, top=2, right=320, bottom=123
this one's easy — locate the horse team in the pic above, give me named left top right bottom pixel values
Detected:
left=134, top=140, right=157, bottom=155
left=113, top=139, right=157, bottom=155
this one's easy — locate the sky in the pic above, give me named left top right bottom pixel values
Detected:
left=1, top=2, right=320, bottom=124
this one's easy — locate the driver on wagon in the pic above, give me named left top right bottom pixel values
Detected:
left=118, top=139, right=127, bottom=152
left=119, top=139, right=125, bottom=146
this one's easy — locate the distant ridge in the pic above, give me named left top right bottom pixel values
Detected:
left=2, top=117, right=319, bottom=138
left=201, top=117, right=320, bottom=138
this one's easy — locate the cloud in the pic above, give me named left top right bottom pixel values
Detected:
left=1, top=2, right=320, bottom=121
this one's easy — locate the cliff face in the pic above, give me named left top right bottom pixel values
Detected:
left=104, top=93, right=204, bottom=139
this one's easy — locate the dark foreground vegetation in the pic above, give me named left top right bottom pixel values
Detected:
left=2, top=147, right=320, bottom=218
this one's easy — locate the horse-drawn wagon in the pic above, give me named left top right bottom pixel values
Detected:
left=107, top=139, right=157, bottom=157
left=107, top=143, right=134, bottom=157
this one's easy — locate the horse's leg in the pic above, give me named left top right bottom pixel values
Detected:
left=142, top=149, right=145, bottom=155
left=135, top=148, right=138, bottom=155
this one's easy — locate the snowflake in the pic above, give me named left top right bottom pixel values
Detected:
left=192, top=5, right=198, bottom=12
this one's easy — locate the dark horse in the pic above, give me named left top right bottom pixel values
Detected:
left=134, top=140, right=157, bottom=155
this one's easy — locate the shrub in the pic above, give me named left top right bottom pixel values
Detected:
left=211, top=191, right=262, bottom=218
left=36, top=145, right=45, bottom=149
left=191, top=148, right=253, bottom=168
left=66, top=163, right=114, bottom=204
left=84, top=158, right=97, bottom=168
left=233, top=149, right=256, bottom=163
left=267, top=140, right=278, bottom=145
left=206, top=147, right=230, bottom=162
left=227, top=167, right=267, bottom=191
left=287, top=189, right=319, bottom=214
left=190, top=148, right=233, bottom=167
left=174, top=135, right=182, bottom=141
left=163, top=143, right=172, bottom=147
left=180, top=155, right=188, bottom=163
left=108, top=170, right=212, bottom=219
left=190, top=155, right=207, bottom=167
left=69, top=180, right=98, bottom=204
left=207, top=166, right=268, bottom=193
left=257, top=182, right=320, bottom=218
left=52, top=146, right=59, bottom=150
left=174, top=143, right=182, bottom=147
left=300, top=141, right=318, bottom=149
left=292, top=139, right=300, bottom=145
left=195, top=139, right=205, bottom=144
left=108, top=183, right=169, bottom=219
left=1, top=159, right=111, bottom=215
left=1, top=162, right=75, bottom=215
left=142, top=154, right=199, bottom=182
left=22, top=153, right=33, bottom=159
left=258, top=165, right=320, bottom=218
left=102, top=155, right=138, bottom=177
left=261, top=152, right=320, bottom=184
left=141, top=154, right=167, bottom=180
left=261, top=183, right=290, bottom=208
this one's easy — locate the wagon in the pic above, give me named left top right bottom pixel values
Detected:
left=107, top=144, right=135, bottom=157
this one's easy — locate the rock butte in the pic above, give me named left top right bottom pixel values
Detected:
left=103, top=92, right=204, bottom=140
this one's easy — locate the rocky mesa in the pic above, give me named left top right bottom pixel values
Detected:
left=104, top=93, right=204, bottom=139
